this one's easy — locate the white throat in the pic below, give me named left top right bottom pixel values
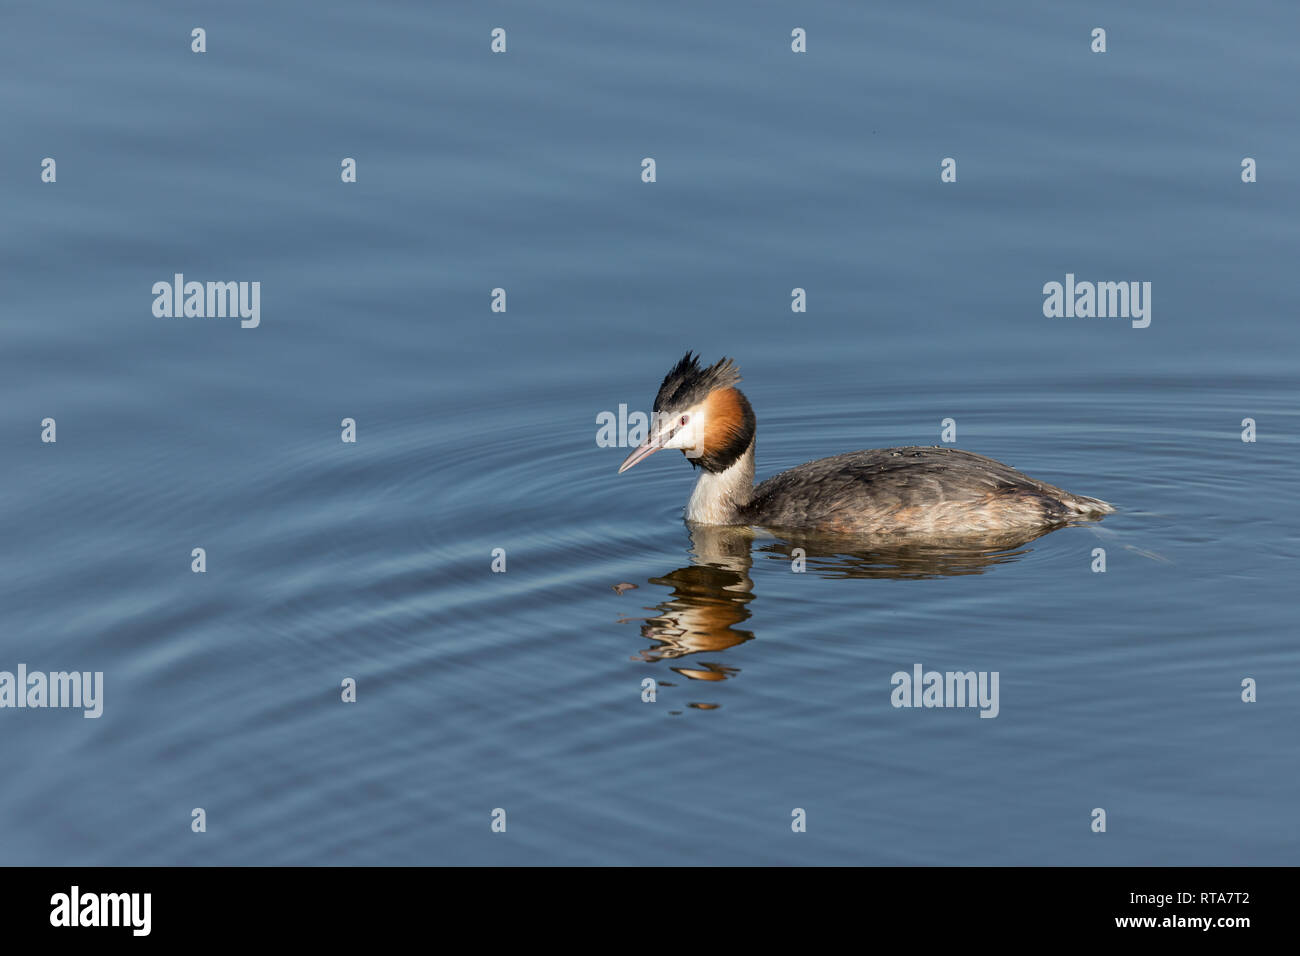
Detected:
left=685, top=440, right=755, bottom=525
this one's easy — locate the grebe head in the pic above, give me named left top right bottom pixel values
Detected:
left=618, top=352, right=756, bottom=475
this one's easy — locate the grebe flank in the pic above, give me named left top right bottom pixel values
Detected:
left=617, top=353, right=1115, bottom=535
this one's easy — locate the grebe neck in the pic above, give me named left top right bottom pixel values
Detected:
left=686, top=439, right=755, bottom=524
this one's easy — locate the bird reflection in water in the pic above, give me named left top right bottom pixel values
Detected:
left=622, top=522, right=1059, bottom=710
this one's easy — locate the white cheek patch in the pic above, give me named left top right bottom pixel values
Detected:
left=677, top=420, right=703, bottom=456
left=656, top=411, right=703, bottom=455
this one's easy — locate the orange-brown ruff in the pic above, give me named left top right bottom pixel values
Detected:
left=617, top=353, right=1115, bottom=535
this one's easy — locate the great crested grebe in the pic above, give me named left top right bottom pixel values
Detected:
left=617, top=353, right=1115, bottom=535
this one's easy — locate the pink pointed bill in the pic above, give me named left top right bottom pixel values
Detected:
left=618, top=438, right=664, bottom=474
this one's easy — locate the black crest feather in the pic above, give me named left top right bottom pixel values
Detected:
left=653, top=352, right=743, bottom=413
